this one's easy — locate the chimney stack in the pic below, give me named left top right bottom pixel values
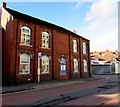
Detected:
left=0, top=2, right=6, bottom=8
left=72, top=29, right=76, bottom=34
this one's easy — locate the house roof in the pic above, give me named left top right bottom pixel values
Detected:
left=5, top=7, right=89, bottom=41
left=90, top=50, right=115, bottom=61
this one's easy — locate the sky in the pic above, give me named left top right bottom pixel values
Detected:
left=0, top=0, right=119, bottom=52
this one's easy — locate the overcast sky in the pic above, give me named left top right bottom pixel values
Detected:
left=0, top=0, right=119, bottom=52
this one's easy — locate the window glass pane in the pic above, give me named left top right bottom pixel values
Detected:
left=42, top=55, right=49, bottom=73
left=63, top=65, right=66, bottom=70
left=21, top=38, right=24, bottom=43
left=26, top=39, right=30, bottom=45
left=22, top=29, right=25, bottom=33
left=60, top=58, right=66, bottom=71
left=21, top=27, right=31, bottom=45
left=74, top=59, right=78, bottom=72
left=42, top=65, right=49, bottom=73
left=61, top=65, right=66, bottom=71
left=22, top=34, right=25, bottom=38
left=45, top=45, right=48, bottom=48
left=73, top=40, right=78, bottom=52
left=20, top=54, right=30, bottom=74
left=42, top=32, right=49, bottom=48
left=22, top=29, right=30, bottom=34
left=84, top=59, right=88, bottom=72
left=26, top=34, right=30, bottom=39
left=83, top=42, right=87, bottom=54
left=61, top=65, right=63, bottom=70
left=20, top=64, right=29, bottom=73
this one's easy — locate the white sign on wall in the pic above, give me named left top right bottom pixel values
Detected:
left=38, top=52, right=42, bottom=59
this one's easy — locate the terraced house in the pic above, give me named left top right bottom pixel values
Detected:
left=1, top=3, right=91, bottom=85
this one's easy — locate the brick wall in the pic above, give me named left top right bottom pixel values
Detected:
left=53, top=30, right=70, bottom=80
left=35, top=25, right=53, bottom=82
left=70, top=35, right=81, bottom=78
left=2, top=8, right=14, bottom=85
left=2, top=11, right=91, bottom=85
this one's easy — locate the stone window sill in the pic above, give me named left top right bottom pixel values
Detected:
left=19, top=44, right=32, bottom=47
left=41, top=72, right=50, bottom=75
left=41, top=47, right=51, bottom=49
left=18, top=73, right=32, bottom=75
left=74, top=72, right=79, bottom=73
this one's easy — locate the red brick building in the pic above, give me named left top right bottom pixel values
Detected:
left=1, top=3, right=91, bottom=85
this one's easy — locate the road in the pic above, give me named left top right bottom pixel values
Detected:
left=2, top=75, right=119, bottom=106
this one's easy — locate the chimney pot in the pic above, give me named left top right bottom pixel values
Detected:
left=72, top=29, right=76, bottom=34
left=0, top=2, right=6, bottom=8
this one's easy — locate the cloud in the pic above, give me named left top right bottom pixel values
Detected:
left=76, top=0, right=118, bottom=52
left=68, top=2, right=83, bottom=10
left=85, top=0, right=117, bottom=21
left=75, top=2, right=82, bottom=8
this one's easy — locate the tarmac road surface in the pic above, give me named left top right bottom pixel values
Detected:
left=2, top=75, right=119, bottom=106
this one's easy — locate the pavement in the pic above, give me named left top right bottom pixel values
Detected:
left=1, top=74, right=118, bottom=94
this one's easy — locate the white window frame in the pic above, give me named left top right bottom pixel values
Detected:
left=73, top=40, right=78, bottom=53
left=21, top=26, right=31, bottom=46
left=41, top=32, right=50, bottom=49
left=83, top=42, right=87, bottom=54
left=41, top=55, right=49, bottom=74
left=19, top=53, right=30, bottom=74
left=84, top=59, right=88, bottom=72
left=74, top=58, right=79, bottom=73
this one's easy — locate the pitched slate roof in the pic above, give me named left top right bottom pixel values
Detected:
left=5, top=7, right=89, bottom=41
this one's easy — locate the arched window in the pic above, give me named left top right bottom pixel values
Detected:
left=42, top=55, right=49, bottom=73
left=59, top=58, right=66, bottom=75
left=74, top=58, right=79, bottom=72
left=19, top=53, right=30, bottom=74
left=84, top=59, right=88, bottom=72
left=73, top=40, right=78, bottom=53
left=83, top=42, right=87, bottom=54
left=21, top=26, right=31, bottom=45
left=42, top=32, right=50, bottom=48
